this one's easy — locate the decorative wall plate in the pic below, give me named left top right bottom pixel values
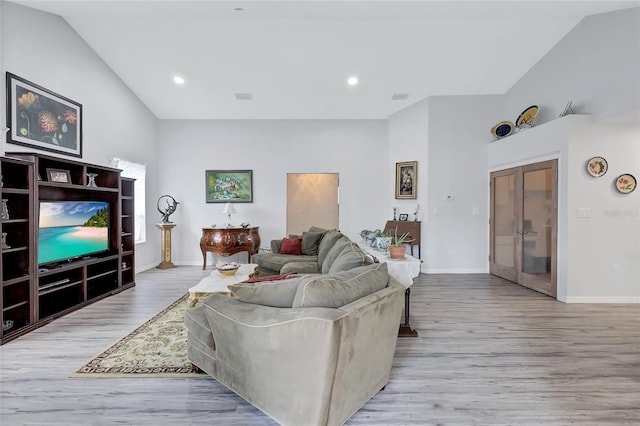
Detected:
left=586, top=156, right=608, bottom=177
left=491, top=121, right=515, bottom=139
left=615, top=174, right=636, bottom=194
left=516, top=105, right=539, bottom=127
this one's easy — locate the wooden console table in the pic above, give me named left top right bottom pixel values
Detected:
left=200, top=227, right=261, bottom=269
left=384, top=220, right=422, bottom=259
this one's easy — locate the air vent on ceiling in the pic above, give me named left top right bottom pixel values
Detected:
left=391, top=93, right=409, bottom=101
left=235, top=93, right=253, bottom=101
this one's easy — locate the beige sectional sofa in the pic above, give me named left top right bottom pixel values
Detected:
left=251, top=227, right=371, bottom=276
left=185, top=262, right=405, bottom=426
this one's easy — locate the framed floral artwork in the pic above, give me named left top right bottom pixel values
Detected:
left=6, top=72, right=83, bottom=158
left=205, top=170, right=253, bottom=203
left=395, top=161, right=417, bottom=199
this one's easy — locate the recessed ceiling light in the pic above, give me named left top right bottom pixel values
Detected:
left=173, top=76, right=185, bottom=85
left=347, top=76, right=358, bottom=86
left=234, top=7, right=244, bottom=11
left=235, top=93, right=253, bottom=101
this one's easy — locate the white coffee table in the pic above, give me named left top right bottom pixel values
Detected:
left=188, top=263, right=259, bottom=307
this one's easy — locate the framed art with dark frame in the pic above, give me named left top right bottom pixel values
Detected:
left=205, top=170, right=253, bottom=203
left=6, top=72, right=83, bottom=158
left=395, top=161, right=418, bottom=199
left=398, top=213, right=409, bottom=221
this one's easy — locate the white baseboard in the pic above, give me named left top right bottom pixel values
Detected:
left=564, top=296, right=640, bottom=304
left=423, top=268, right=489, bottom=274
left=136, top=262, right=158, bottom=273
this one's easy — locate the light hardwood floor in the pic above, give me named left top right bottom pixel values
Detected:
left=1, top=267, right=638, bottom=425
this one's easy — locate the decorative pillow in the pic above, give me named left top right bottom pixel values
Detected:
left=228, top=275, right=306, bottom=307
left=292, top=263, right=390, bottom=308
left=279, top=237, right=302, bottom=255
left=328, top=243, right=372, bottom=274
left=301, top=231, right=324, bottom=256
left=320, top=237, right=351, bottom=274
left=317, top=230, right=343, bottom=266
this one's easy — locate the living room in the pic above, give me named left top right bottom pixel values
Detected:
left=0, top=1, right=639, bottom=424
left=2, top=1, right=638, bottom=302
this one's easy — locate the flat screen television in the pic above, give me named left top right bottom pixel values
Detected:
left=38, top=201, right=110, bottom=266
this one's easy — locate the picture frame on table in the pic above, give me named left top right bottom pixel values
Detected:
left=205, top=170, right=253, bottom=203
left=395, top=161, right=418, bottom=199
left=46, top=168, right=72, bottom=184
left=398, top=214, right=409, bottom=221
left=6, top=72, right=83, bottom=158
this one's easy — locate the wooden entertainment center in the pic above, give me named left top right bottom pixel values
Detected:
left=0, top=153, right=135, bottom=344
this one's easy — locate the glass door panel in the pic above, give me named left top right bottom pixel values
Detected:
left=490, top=169, right=517, bottom=282
left=522, top=168, right=552, bottom=276
left=494, top=175, right=515, bottom=268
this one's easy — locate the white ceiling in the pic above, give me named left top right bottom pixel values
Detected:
left=10, top=0, right=640, bottom=119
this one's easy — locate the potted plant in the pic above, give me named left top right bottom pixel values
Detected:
left=389, top=226, right=411, bottom=259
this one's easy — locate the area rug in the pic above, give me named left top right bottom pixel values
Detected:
left=71, top=294, right=205, bottom=378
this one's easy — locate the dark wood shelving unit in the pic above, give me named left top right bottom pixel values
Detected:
left=1, top=153, right=136, bottom=344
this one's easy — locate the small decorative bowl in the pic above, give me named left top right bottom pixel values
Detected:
left=216, top=263, right=240, bottom=276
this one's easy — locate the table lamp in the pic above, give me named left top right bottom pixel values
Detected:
left=222, top=203, right=236, bottom=227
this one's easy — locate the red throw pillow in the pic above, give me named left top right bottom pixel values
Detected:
left=280, top=237, right=302, bottom=255
left=242, top=272, right=298, bottom=284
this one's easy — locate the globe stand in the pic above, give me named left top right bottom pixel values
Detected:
left=156, top=223, right=177, bottom=269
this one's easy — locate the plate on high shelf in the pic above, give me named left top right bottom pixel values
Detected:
left=490, top=121, right=515, bottom=139
left=615, top=174, right=636, bottom=194
left=586, top=156, right=608, bottom=177
left=516, top=105, right=539, bottom=127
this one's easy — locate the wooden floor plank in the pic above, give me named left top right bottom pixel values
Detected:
left=1, top=267, right=638, bottom=425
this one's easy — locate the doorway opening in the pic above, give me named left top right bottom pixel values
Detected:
left=286, top=173, right=339, bottom=236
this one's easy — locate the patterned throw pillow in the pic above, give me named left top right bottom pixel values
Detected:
left=280, top=237, right=302, bottom=255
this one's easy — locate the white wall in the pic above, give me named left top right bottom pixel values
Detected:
left=0, top=2, right=160, bottom=271
left=425, top=95, right=502, bottom=273
left=155, top=119, right=388, bottom=267
left=387, top=99, right=428, bottom=265
left=566, top=120, right=640, bottom=302
left=504, top=7, right=640, bottom=125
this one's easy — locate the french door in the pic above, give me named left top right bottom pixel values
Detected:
left=490, top=160, right=558, bottom=297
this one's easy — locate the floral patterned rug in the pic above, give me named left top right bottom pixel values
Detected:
left=71, top=294, right=205, bottom=377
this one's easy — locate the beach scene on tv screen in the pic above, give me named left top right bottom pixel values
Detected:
left=38, top=201, right=109, bottom=264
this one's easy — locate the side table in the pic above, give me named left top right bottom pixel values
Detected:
left=200, top=227, right=261, bottom=269
left=357, top=243, right=421, bottom=337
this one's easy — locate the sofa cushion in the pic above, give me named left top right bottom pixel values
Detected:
left=281, top=261, right=321, bottom=274
left=328, top=242, right=372, bottom=274
left=184, top=305, right=216, bottom=349
left=301, top=231, right=324, bottom=256
left=228, top=275, right=306, bottom=308
left=280, top=237, right=302, bottom=255
left=317, top=230, right=343, bottom=266
left=252, top=253, right=317, bottom=274
left=292, top=263, right=390, bottom=308
left=321, top=237, right=352, bottom=274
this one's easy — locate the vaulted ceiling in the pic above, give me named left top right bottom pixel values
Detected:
left=10, top=1, right=640, bottom=119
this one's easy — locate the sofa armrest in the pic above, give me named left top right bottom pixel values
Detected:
left=270, top=239, right=283, bottom=253
left=201, top=294, right=345, bottom=423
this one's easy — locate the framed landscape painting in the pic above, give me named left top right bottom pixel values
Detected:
left=395, top=161, right=418, bottom=199
left=206, top=170, right=253, bottom=203
left=6, top=72, right=83, bottom=158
